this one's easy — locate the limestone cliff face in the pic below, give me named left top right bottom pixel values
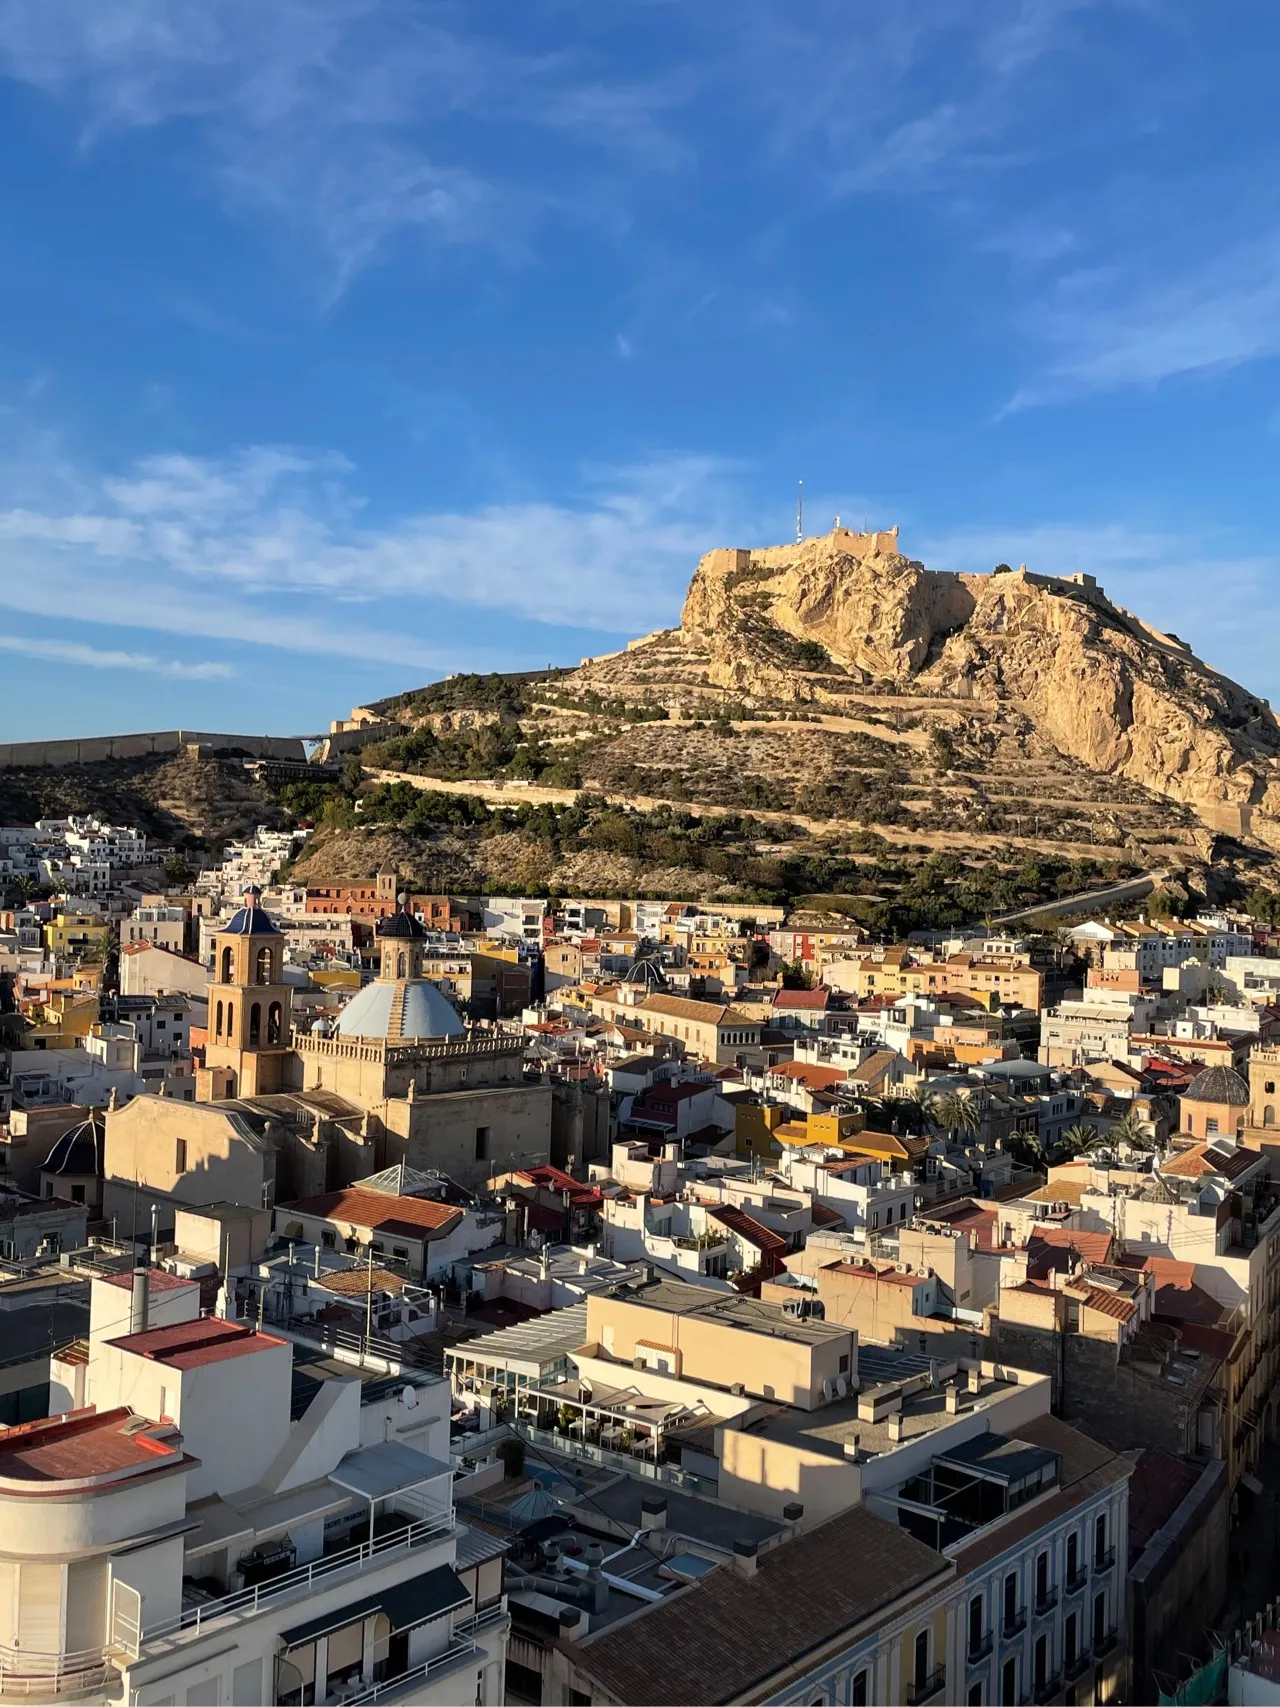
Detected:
left=679, top=528, right=1280, bottom=839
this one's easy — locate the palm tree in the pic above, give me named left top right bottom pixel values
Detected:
left=1058, top=1122, right=1102, bottom=1159
left=1107, top=1108, right=1155, bottom=1152
left=935, top=1090, right=981, bottom=1144
left=1005, top=1130, right=1047, bottom=1171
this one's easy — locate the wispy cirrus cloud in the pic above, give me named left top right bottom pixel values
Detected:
left=0, top=632, right=232, bottom=678
left=0, top=438, right=744, bottom=665
left=0, top=0, right=692, bottom=290
left=1005, top=231, right=1280, bottom=408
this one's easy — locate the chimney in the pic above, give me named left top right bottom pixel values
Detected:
left=887, top=1412, right=905, bottom=1444
left=130, top=1266, right=150, bottom=1334
left=945, top=1384, right=961, bottom=1414
left=967, top=1366, right=982, bottom=1394
left=640, top=1494, right=667, bottom=1531
left=732, top=1538, right=758, bottom=1579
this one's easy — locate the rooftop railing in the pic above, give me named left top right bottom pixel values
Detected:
left=131, top=1513, right=455, bottom=1657
left=0, top=1644, right=113, bottom=1700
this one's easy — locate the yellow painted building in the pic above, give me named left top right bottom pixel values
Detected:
left=43, top=913, right=111, bottom=959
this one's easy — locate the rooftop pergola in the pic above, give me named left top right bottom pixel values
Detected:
left=515, top=1377, right=710, bottom=1460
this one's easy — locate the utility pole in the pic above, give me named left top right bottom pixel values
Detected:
left=796, top=480, right=804, bottom=544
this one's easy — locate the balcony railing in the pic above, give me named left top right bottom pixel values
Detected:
left=1093, top=1547, right=1116, bottom=1575
left=1065, top=1566, right=1089, bottom=1595
left=1034, top=1586, right=1059, bottom=1616
left=132, top=1514, right=456, bottom=1655
left=967, top=1631, right=994, bottom=1665
left=1033, top=1674, right=1061, bottom=1705
left=1093, top=1628, right=1118, bottom=1659
left=1002, top=1608, right=1028, bottom=1639
left=335, top=1603, right=508, bottom=1707
left=906, top=1666, right=946, bottom=1705
left=1064, top=1649, right=1091, bottom=1682
left=0, top=1644, right=112, bottom=1700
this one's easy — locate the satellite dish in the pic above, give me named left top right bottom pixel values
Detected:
left=401, top=1385, right=418, bottom=1410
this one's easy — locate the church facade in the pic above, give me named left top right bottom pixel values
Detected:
left=104, top=892, right=551, bottom=1232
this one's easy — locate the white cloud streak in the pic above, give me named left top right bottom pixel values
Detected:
left=0, top=441, right=742, bottom=662
left=0, top=632, right=232, bottom=678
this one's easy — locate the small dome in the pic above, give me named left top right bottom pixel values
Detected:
left=622, top=954, right=667, bottom=991
left=335, top=978, right=464, bottom=1041
left=222, top=888, right=280, bottom=937
left=378, top=905, right=427, bottom=941
left=1184, top=1065, right=1250, bottom=1107
left=43, top=1111, right=105, bottom=1177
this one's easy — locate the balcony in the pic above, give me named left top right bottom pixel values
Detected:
left=967, top=1631, right=994, bottom=1665
left=1093, top=1628, right=1118, bottom=1660
left=0, top=1644, right=113, bottom=1701
left=906, top=1666, right=947, bottom=1705
left=1002, top=1609, right=1028, bottom=1639
left=1064, top=1649, right=1091, bottom=1683
left=1034, top=1587, right=1059, bottom=1616
left=335, top=1602, right=509, bottom=1706
left=1065, top=1566, right=1089, bottom=1595
left=1033, top=1675, right=1061, bottom=1705
left=130, top=1513, right=456, bottom=1658
left=1093, top=1547, right=1116, bottom=1575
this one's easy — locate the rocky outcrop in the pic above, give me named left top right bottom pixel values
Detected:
left=679, top=528, right=1280, bottom=841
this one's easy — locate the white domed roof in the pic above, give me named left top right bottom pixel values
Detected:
left=335, top=978, right=464, bottom=1041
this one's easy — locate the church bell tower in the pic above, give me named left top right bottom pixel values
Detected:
left=197, top=888, right=293, bottom=1101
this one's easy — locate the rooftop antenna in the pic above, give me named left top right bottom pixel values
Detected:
left=796, top=480, right=804, bottom=544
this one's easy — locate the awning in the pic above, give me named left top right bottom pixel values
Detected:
left=280, top=1564, right=471, bottom=1650
left=329, top=1440, right=452, bottom=1502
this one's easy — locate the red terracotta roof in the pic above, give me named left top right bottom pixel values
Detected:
left=280, top=1186, right=464, bottom=1236
left=103, top=1267, right=199, bottom=1295
left=772, top=988, right=832, bottom=1009
left=0, top=1406, right=184, bottom=1484
left=1025, top=1227, right=1113, bottom=1279
left=109, top=1318, right=286, bottom=1369
left=708, top=1205, right=788, bottom=1256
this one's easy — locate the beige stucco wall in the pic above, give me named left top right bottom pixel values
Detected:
left=584, top=1292, right=853, bottom=1411
left=104, top=1098, right=272, bottom=1214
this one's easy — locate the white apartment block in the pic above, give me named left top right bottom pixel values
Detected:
left=0, top=1266, right=509, bottom=1705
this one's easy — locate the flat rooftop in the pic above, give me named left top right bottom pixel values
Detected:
left=746, top=1367, right=1020, bottom=1462
left=607, top=1278, right=852, bottom=1347
left=102, top=1266, right=199, bottom=1295
left=0, top=1406, right=183, bottom=1485
left=109, top=1317, right=286, bottom=1370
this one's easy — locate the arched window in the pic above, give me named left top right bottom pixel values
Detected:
left=255, top=946, right=272, bottom=985
left=215, top=999, right=223, bottom=1039
left=398, top=952, right=407, bottom=978
left=249, top=1003, right=261, bottom=1045
left=226, top=1005, right=234, bottom=1041
left=268, top=1002, right=282, bottom=1045
left=1266, top=1106, right=1276, bottom=1127
left=220, top=945, right=233, bottom=984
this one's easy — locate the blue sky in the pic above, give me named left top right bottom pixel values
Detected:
left=0, top=0, right=1278, bottom=740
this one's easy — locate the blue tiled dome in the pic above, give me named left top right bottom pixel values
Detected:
left=222, top=888, right=280, bottom=936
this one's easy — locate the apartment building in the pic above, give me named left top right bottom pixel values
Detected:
left=0, top=1265, right=509, bottom=1705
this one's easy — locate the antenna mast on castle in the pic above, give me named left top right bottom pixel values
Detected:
left=796, top=480, right=804, bottom=544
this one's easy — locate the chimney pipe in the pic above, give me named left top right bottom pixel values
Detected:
left=640, top=1494, right=668, bottom=1531
left=732, top=1539, right=758, bottom=1579
left=130, top=1266, right=150, bottom=1334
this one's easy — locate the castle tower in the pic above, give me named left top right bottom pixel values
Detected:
left=196, top=888, right=293, bottom=1101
